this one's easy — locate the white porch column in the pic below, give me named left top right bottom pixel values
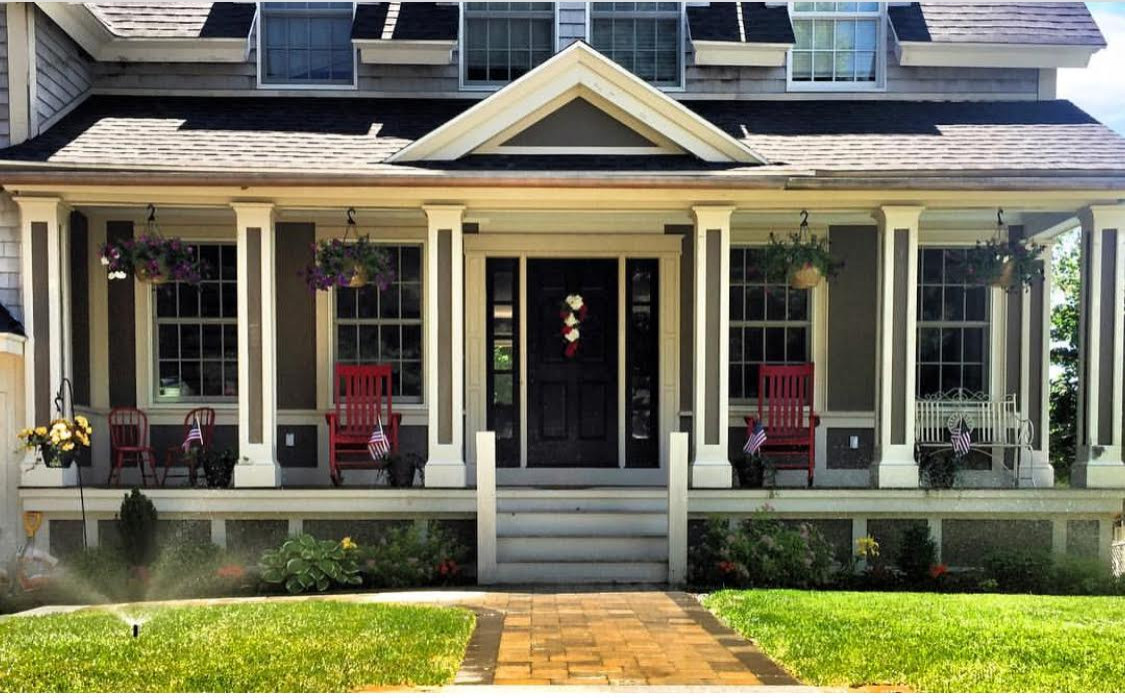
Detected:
left=423, top=205, right=466, bottom=488
left=1074, top=204, right=1125, bottom=487
left=873, top=205, right=924, bottom=488
left=14, top=196, right=76, bottom=487
left=690, top=205, right=734, bottom=488
left=232, top=202, right=280, bottom=487
left=1021, top=239, right=1055, bottom=487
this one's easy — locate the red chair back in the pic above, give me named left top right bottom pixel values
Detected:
left=758, top=364, right=816, bottom=434
left=108, top=407, right=150, bottom=449
left=331, top=364, right=394, bottom=437
left=183, top=407, right=216, bottom=448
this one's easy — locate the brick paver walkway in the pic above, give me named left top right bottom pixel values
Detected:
left=456, top=591, right=798, bottom=687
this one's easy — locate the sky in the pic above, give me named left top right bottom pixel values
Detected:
left=1058, top=2, right=1125, bottom=133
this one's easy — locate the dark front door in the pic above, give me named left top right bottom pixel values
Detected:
left=527, top=259, right=618, bottom=467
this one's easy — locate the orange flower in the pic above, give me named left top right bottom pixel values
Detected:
left=216, top=564, right=246, bottom=580
left=930, top=563, right=949, bottom=579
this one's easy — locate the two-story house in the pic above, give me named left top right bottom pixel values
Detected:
left=0, top=2, right=1123, bottom=583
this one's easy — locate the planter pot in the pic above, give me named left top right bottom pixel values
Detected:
left=135, top=267, right=168, bottom=285
left=39, top=444, right=76, bottom=469
left=789, top=264, right=823, bottom=290
left=347, top=266, right=368, bottom=288
left=991, top=260, right=1016, bottom=289
left=386, top=458, right=418, bottom=488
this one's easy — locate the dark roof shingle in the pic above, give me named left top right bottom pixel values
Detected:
left=889, top=2, right=1105, bottom=46
left=0, top=304, right=23, bottom=336
left=88, top=2, right=255, bottom=39
left=352, top=2, right=458, bottom=41
left=1, top=96, right=1123, bottom=177
left=687, top=3, right=794, bottom=44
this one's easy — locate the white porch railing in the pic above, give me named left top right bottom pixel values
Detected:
left=915, top=389, right=1034, bottom=484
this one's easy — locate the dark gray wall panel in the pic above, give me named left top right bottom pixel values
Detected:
left=942, top=518, right=1051, bottom=567
left=31, top=222, right=49, bottom=424
left=1066, top=519, right=1100, bottom=559
left=69, top=212, right=90, bottom=406
left=226, top=519, right=287, bottom=560
left=826, top=428, right=874, bottom=469
left=106, top=221, right=136, bottom=407
left=277, top=424, right=317, bottom=468
left=1098, top=229, right=1117, bottom=443
left=890, top=229, right=909, bottom=443
left=275, top=223, right=317, bottom=409
left=827, top=226, right=878, bottom=411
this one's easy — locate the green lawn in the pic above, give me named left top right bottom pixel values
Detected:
left=705, top=589, right=1125, bottom=692
left=0, top=600, right=474, bottom=692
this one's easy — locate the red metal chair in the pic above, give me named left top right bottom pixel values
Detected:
left=745, top=364, right=820, bottom=487
left=325, top=364, right=401, bottom=486
left=161, top=407, right=217, bottom=486
left=107, top=407, right=159, bottom=487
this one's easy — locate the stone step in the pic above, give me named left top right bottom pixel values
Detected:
left=497, top=535, right=668, bottom=563
left=495, top=511, right=667, bottom=537
left=494, top=561, right=668, bottom=584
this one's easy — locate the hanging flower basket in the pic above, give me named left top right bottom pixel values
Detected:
left=964, top=239, right=1044, bottom=291
left=99, top=206, right=204, bottom=285
left=18, top=416, right=92, bottom=468
left=304, top=236, right=394, bottom=291
left=764, top=211, right=843, bottom=288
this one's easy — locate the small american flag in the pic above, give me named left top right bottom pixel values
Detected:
left=950, top=419, right=972, bottom=457
left=744, top=423, right=767, bottom=455
left=368, top=418, right=391, bottom=461
left=182, top=417, right=203, bottom=452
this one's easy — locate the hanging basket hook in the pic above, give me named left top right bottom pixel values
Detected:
left=996, top=207, right=1004, bottom=228
left=346, top=207, right=357, bottom=226
left=146, top=203, right=156, bottom=223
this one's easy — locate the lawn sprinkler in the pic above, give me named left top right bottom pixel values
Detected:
left=132, top=624, right=139, bottom=639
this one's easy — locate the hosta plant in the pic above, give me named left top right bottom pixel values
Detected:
left=303, top=236, right=395, bottom=291
left=259, top=534, right=363, bottom=594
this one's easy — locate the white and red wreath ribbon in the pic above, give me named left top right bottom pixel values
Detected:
left=560, top=294, right=587, bottom=358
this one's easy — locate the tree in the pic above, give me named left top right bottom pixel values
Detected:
left=1049, top=231, right=1080, bottom=485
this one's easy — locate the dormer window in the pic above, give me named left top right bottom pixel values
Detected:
left=259, top=2, right=356, bottom=87
left=590, top=2, right=684, bottom=88
left=462, top=2, right=555, bottom=88
left=788, top=2, right=885, bottom=91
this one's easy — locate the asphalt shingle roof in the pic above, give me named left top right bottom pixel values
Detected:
left=87, top=2, right=256, bottom=39
left=687, top=3, right=795, bottom=44
left=889, top=2, right=1105, bottom=46
left=1, top=96, right=1123, bottom=177
left=0, top=304, right=23, bottom=336
left=352, top=2, right=459, bottom=41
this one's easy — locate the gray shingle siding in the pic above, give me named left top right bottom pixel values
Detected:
left=35, top=9, right=92, bottom=129
left=558, top=2, right=587, bottom=49
left=0, top=193, right=21, bottom=324
left=0, top=7, right=10, bottom=148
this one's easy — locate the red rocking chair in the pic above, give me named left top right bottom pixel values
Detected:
left=161, top=407, right=217, bottom=486
left=325, top=364, right=401, bottom=486
left=107, top=407, right=159, bottom=487
left=745, top=364, right=820, bottom=487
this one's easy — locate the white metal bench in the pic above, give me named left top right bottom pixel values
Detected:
left=914, top=389, right=1034, bottom=485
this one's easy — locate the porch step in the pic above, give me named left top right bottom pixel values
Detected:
left=497, top=535, right=667, bottom=563
left=497, top=490, right=667, bottom=513
left=496, top=511, right=667, bottom=537
left=494, top=561, right=668, bottom=585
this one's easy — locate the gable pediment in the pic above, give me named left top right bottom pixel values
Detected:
left=390, top=42, right=765, bottom=164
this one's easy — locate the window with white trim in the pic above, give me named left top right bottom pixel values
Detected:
left=916, top=248, right=990, bottom=397
left=590, top=2, right=683, bottom=87
left=729, top=247, right=812, bottom=401
left=463, top=2, right=555, bottom=86
left=260, top=2, right=355, bottom=86
left=334, top=245, right=423, bottom=401
left=788, top=2, right=884, bottom=89
left=155, top=244, right=238, bottom=401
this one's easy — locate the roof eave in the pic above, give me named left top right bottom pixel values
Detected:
left=895, top=40, right=1104, bottom=69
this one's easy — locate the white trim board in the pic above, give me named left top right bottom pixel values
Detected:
left=391, top=42, right=765, bottom=164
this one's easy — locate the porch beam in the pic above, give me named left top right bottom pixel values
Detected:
left=14, top=196, right=76, bottom=487
left=1074, top=204, right=1125, bottom=487
left=231, top=201, right=280, bottom=487
left=873, top=205, right=924, bottom=488
left=690, top=205, right=734, bottom=488
left=423, top=204, right=467, bottom=487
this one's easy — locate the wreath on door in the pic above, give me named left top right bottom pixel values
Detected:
left=560, top=294, right=587, bottom=358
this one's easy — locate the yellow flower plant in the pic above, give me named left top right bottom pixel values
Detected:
left=17, top=415, right=93, bottom=467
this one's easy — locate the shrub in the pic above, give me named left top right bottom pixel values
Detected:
left=691, top=510, right=835, bottom=589
left=117, top=489, right=158, bottom=566
left=894, top=522, right=938, bottom=585
left=358, top=522, right=467, bottom=588
left=259, top=534, right=363, bottom=594
left=148, top=542, right=249, bottom=599
left=981, top=548, right=1054, bottom=594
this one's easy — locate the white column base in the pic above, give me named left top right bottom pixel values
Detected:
left=20, top=454, right=78, bottom=487
left=425, top=462, right=466, bottom=488
left=873, top=447, right=919, bottom=488
left=1020, top=450, right=1055, bottom=488
left=1073, top=446, right=1125, bottom=488
left=234, top=463, right=281, bottom=488
left=691, top=462, right=732, bottom=489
